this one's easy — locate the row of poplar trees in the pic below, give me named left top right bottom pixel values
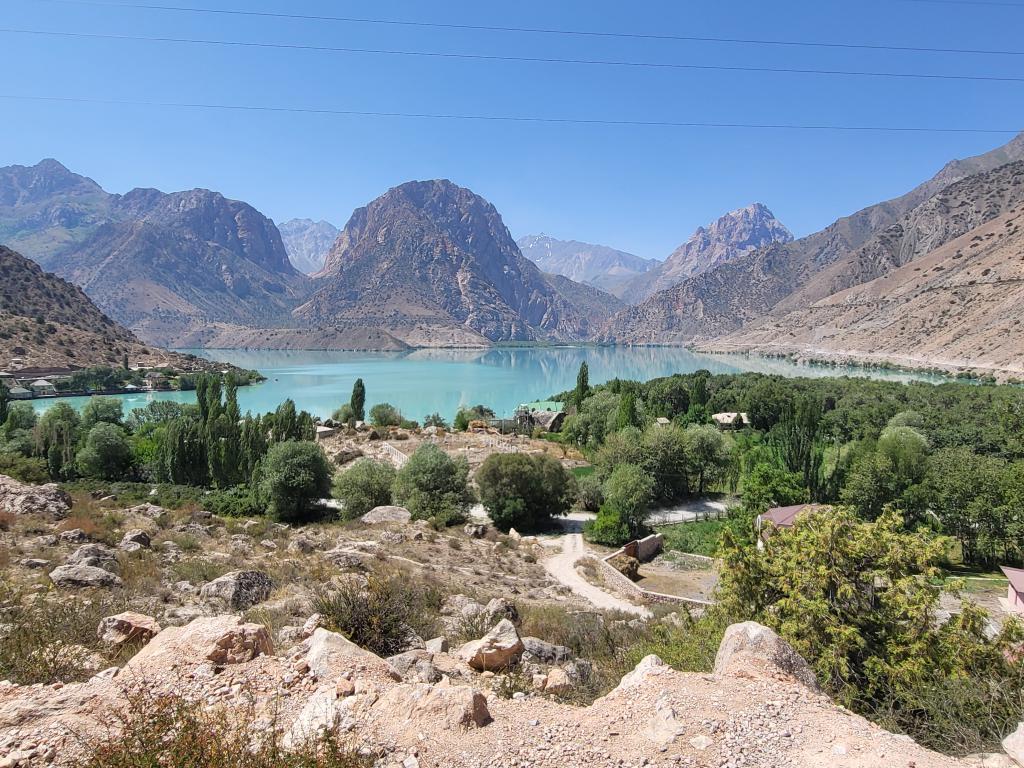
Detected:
left=155, top=374, right=314, bottom=487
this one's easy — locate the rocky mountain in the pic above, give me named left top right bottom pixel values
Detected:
left=0, top=245, right=195, bottom=369
left=278, top=218, right=339, bottom=275
left=702, top=160, right=1024, bottom=375
left=295, top=180, right=594, bottom=346
left=517, top=234, right=657, bottom=299
left=541, top=272, right=626, bottom=332
left=602, top=132, right=1024, bottom=348
left=0, top=160, right=311, bottom=347
left=621, top=204, right=793, bottom=305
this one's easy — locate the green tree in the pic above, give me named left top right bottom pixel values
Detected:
left=270, top=399, right=299, bottom=443
left=392, top=444, right=473, bottom=525
left=587, top=463, right=654, bottom=545
left=350, top=378, right=366, bottom=422
left=80, top=397, right=124, bottom=432
left=841, top=451, right=897, bottom=520
left=423, top=413, right=448, bottom=429
left=741, top=463, right=808, bottom=514
left=332, top=404, right=355, bottom=424
left=332, top=458, right=396, bottom=520
left=369, top=403, right=401, bottom=428
left=238, top=415, right=267, bottom=481
left=615, top=391, right=639, bottom=431
left=0, top=379, right=8, bottom=427
left=157, top=417, right=208, bottom=486
left=683, top=424, right=732, bottom=494
left=76, top=423, right=133, bottom=480
left=715, top=507, right=1024, bottom=754
left=640, top=423, right=691, bottom=502
left=476, top=453, right=576, bottom=533
left=34, top=402, right=80, bottom=480
left=260, top=440, right=332, bottom=523
left=771, top=395, right=824, bottom=496
left=572, top=361, right=591, bottom=410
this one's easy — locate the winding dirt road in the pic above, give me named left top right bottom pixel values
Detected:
left=542, top=533, right=652, bottom=617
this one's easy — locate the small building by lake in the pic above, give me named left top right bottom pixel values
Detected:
left=712, top=412, right=750, bottom=429
left=1000, top=566, right=1024, bottom=616
left=7, top=386, right=32, bottom=400
left=30, top=379, right=56, bottom=396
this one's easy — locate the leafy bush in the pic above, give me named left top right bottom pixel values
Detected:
left=80, top=396, right=125, bottom=431
left=311, top=571, right=444, bottom=656
left=660, top=519, right=727, bottom=557
left=0, top=453, right=49, bottom=484
left=332, top=459, right=395, bottom=520
left=368, top=403, right=401, bottom=427
left=331, top=404, right=355, bottom=424
left=476, top=453, right=576, bottom=533
left=392, top=444, right=474, bottom=526
left=205, top=485, right=267, bottom=518
left=260, top=441, right=332, bottom=524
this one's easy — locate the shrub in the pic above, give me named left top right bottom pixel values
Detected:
left=0, top=454, right=49, bottom=484
left=660, top=519, right=727, bottom=557
left=311, top=571, right=444, bottom=657
left=476, top=453, right=576, bottom=533
left=575, top=472, right=604, bottom=512
left=392, top=444, right=474, bottom=526
left=76, top=423, right=133, bottom=480
left=332, top=459, right=395, bottom=520
left=423, top=413, right=448, bottom=429
left=260, top=441, right=332, bottom=524
left=368, top=403, right=401, bottom=428
left=205, top=486, right=267, bottom=518
left=81, top=689, right=371, bottom=768
left=331, top=404, right=354, bottom=424
left=80, top=396, right=125, bottom=431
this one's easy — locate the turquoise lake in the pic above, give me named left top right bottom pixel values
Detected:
left=30, top=347, right=944, bottom=420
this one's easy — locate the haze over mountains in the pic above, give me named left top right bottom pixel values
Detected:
left=3, top=131, right=1024, bottom=375
left=278, top=218, right=339, bottom=275
left=516, top=234, right=657, bottom=299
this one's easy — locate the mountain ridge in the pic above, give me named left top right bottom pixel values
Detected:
left=516, top=234, right=657, bottom=299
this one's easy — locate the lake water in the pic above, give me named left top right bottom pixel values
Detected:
left=30, top=347, right=944, bottom=420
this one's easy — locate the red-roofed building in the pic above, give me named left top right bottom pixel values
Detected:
left=756, top=504, right=828, bottom=547
left=1000, top=566, right=1024, bottom=616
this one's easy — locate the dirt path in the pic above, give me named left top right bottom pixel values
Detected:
left=542, top=533, right=652, bottom=617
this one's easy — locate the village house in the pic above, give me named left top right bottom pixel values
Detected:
left=712, top=412, right=750, bottom=429
left=30, top=379, right=56, bottom=397
left=1000, top=566, right=1024, bottom=616
left=516, top=400, right=566, bottom=433
left=756, top=503, right=828, bottom=546
left=144, top=371, right=170, bottom=391
left=7, top=386, right=32, bottom=400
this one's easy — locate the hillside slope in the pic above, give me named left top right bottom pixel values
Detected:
left=602, top=132, right=1024, bottom=345
left=0, top=245, right=194, bottom=369
left=278, top=218, right=339, bottom=275
left=296, top=180, right=594, bottom=345
left=703, top=163, right=1024, bottom=375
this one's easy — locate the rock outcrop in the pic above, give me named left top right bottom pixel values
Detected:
left=0, top=474, right=71, bottom=520
left=199, top=570, right=273, bottom=610
left=713, top=621, right=820, bottom=692
left=48, top=564, right=123, bottom=589
left=458, top=619, right=525, bottom=672
left=97, top=612, right=161, bottom=650
left=0, top=619, right=979, bottom=768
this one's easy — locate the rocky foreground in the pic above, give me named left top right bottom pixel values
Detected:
left=0, top=614, right=980, bottom=768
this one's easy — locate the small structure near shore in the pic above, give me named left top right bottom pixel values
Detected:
left=1000, top=566, right=1024, bottom=616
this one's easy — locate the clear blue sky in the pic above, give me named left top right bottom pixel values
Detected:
left=2, top=0, right=1023, bottom=259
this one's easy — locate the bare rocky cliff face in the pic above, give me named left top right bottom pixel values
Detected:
left=622, top=203, right=793, bottom=304
left=0, top=160, right=310, bottom=348
left=602, top=132, right=1024, bottom=352
left=279, top=218, right=340, bottom=275
left=296, top=180, right=593, bottom=345
left=517, top=234, right=658, bottom=299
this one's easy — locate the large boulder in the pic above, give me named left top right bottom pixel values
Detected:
left=387, top=650, right=442, bottom=683
left=361, top=505, right=412, bottom=524
left=373, top=683, right=491, bottom=730
left=199, top=570, right=273, bottom=610
left=126, top=616, right=273, bottom=671
left=713, top=621, right=820, bottom=691
left=97, top=612, right=161, bottom=649
left=0, top=474, right=71, bottom=519
left=124, top=503, right=168, bottom=520
left=49, top=564, right=123, bottom=589
left=301, top=627, right=401, bottom=683
left=1003, top=722, right=1024, bottom=767
left=119, top=529, right=151, bottom=552
left=458, top=619, right=524, bottom=672
left=67, top=543, right=119, bottom=573
left=521, top=636, right=572, bottom=664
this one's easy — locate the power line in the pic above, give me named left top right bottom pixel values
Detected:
left=1, top=93, right=1019, bottom=134
left=23, top=0, right=1024, bottom=57
left=6, top=27, right=1024, bottom=85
